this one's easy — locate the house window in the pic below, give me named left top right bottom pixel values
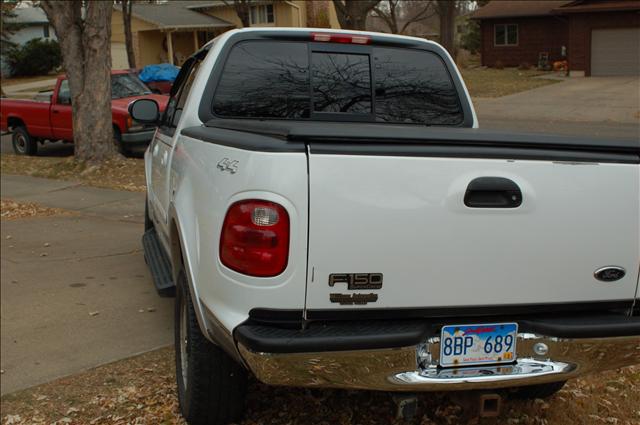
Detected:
left=494, top=24, right=518, bottom=46
left=43, top=24, right=50, bottom=38
left=250, top=4, right=274, bottom=25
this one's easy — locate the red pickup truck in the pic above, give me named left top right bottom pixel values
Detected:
left=0, top=70, right=168, bottom=155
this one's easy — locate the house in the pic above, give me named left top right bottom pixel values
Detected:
left=471, top=0, right=640, bottom=76
left=1, top=6, right=56, bottom=76
left=111, top=0, right=341, bottom=69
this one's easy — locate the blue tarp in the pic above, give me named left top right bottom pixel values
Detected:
left=138, top=63, right=179, bottom=83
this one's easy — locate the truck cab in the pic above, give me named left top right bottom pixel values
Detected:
left=0, top=71, right=168, bottom=155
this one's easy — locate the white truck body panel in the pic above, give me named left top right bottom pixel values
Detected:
left=306, top=154, right=639, bottom=309
left=168, top=137, right=309, bottom=331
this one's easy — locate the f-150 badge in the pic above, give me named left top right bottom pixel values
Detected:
left=328, top=273, right=383, bottom=290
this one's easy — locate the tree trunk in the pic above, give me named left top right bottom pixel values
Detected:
left=332, top=0, right=380, bottom=30
left=437, top=0, right=456, bottom=56
left=122, top=0, right=136, bottom=69
left=223, top=0, right=251, bottom=27
left=41, top=1, right=117, bottom=163
left=236, top=1, right=251, bottom=27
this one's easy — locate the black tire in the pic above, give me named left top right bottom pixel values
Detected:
left=114, top=126, right=129, bottom=156
left=175, top=269, right=247, bottom=425
left=12, top=126, right=37, bottom=156
left=509, top=381, right=566, bottom=399
left=144, top=196, right=153, bottom=231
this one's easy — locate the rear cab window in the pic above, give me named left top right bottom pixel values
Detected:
left=211, top=38, right=465, bottom=126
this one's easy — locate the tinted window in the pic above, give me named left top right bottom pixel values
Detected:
left=212, top=41, right=464, bottom=125
left=373, top=48, right=463, bottom=125
left=213, top=41, right=310, bottom=118
left=312, top=52, right=371, bottom=114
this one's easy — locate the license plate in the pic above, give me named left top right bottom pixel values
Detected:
left=440, top=323, right=518, bottom=367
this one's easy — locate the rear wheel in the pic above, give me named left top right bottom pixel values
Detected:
left=175, top=269, right=247, bottom=425
left=509, top=381, right=566, bottom=399
left=12, top=126, right=37, bottom=156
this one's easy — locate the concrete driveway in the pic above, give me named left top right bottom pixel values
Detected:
left=475, top=76, right=640, bottom=125
left=0, top=175, right=173, bottom=395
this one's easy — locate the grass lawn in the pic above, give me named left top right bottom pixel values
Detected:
left=0, top=153, right=146, bottom=192
left=1, top=346, right=638, bottom=424
left=461, top=67, right=561, bottom=98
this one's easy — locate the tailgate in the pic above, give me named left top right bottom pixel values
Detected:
left=305, top=146, right=639, bottom=311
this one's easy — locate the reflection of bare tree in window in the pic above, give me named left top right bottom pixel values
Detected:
left=373, top=47, right=462, bottom=125
left=212, top=42, right=463, bottom=125
left=312, top=53, right=371, bottom=114
left=213, top=42, right=310, bottom=118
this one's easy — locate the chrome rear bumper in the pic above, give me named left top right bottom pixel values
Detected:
left=238, top=333, right=640, bottom=391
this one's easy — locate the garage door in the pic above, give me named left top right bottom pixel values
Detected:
left=591, top=28, right=640, bottom=76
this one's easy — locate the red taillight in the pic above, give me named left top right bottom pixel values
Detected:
left=311, top=32, right=371, bottom=45
left=220, top=200, right=290, bottom=277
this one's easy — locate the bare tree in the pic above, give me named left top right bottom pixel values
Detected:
left=1, top=2, right=21, bottom=96
left=223, top=0, right=251, bottom=27
left=41, top=1, right=117, bottom=162
left=306, top=1, right=331, bottom=28
left=435, top=0, right=456, bottom=55
left=121, top=0, right=136, bottom=68
left=332, top=0, right=380, bottom=30
left=1, top=2, right=21, bottom=51
left=372, top=0, right=437, bottom=34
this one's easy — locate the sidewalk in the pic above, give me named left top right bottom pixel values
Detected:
left=0, top=175, right=172, bottom=395
left=1, top=175, right=144, bottom=221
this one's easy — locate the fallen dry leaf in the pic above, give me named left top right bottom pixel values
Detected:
left=0, top=347, right=638, bottom=425
left=0, top=199, right=73, bottom=220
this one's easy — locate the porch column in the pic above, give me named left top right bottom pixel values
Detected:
left=193, top=31, right=199, bottom=51
left=167, top=31, right=174, bottom=65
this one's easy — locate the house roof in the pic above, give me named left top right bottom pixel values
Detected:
left=5, top=7, right=49, bottom=25
left=555, top=0, right=640, bottom=13
left=471, top=1, right=571, bottom=19
left=471, top=0, right=640, bottom=19
left=185, top=1, right=274, bottom=9
left=119, top=1, right=234, bottom=30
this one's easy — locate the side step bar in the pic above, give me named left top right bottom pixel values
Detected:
left=142, top=228, right=175, bottom=297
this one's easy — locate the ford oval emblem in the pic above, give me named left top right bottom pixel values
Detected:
left=594, top=266, right=626, bottom=282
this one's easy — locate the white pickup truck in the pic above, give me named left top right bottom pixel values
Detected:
left=131, top=28, right=640, bottom=425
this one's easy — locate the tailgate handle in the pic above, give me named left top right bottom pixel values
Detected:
left=464, top=177, right=522, bottom=208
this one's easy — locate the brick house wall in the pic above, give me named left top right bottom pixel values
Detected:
left=567, top=11, right=640, bottom=76
left=480, top=17, right=569, bottom=67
